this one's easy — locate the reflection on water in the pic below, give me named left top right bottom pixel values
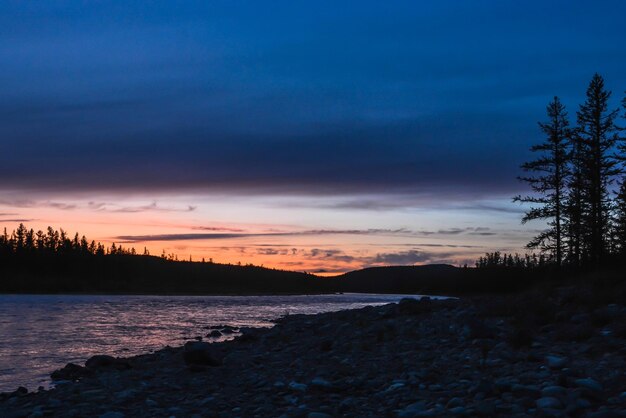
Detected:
left=0, top=293, right=411, bottom=392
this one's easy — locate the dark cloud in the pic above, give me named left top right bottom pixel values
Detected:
left=436, top=228, right=465, bottom=235
left=416, top=227, right=494, bottom=237
left=371, top=250, right=431, bottom=265
left=0, top=199, right=195, bottom=213
left=300, top=247, right=464, bottom=271
left=0, top=219, right=36, bottom=223
left=114, top=228, right=415, bottom=243
left=0, top=199, right=76, bottom=210
left=114, top=226, right=500, bottom=243
left=1, top=1, right=624, bottom=198
left=192, top=226, right=246, bottom=233
left=454, top=203, right=527, bottom=214
left=87, top=201, right=196, bottom=213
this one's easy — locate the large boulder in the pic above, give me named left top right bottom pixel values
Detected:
left=51, top=363, right=93, bottom=381
left=85, top=355, right=131, bottom=371
left=397, top=298, right=432, bottom=315
left=183, top=341, right=222, bottom=367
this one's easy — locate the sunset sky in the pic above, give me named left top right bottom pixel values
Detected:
left=1, top=1, right=626, bottom=274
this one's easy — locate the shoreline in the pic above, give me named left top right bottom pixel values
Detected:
left=2, top=289, right=626, bottom=417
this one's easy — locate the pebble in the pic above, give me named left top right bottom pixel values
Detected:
left=536, top=396, right=562, bottom=409
left=289, top=381, right=308, bottom=392
left=307, top=413, right=332, bottom=418
left=545, top=355, right=567, bottom=369
left=99, top=412, right=125, bottom=418
left=575, top=378, right=603, bottom=393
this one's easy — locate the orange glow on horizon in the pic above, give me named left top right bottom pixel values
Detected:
left=0, top=194, right=527, bottom=274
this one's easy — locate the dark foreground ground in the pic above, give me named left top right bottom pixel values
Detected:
left=2, top=283, right=626, bottom=417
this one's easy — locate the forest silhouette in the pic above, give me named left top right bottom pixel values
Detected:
left=1, top=74, right=625, bottom=295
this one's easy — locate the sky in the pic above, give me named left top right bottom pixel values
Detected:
left=1, top=1, right=626, bottom=274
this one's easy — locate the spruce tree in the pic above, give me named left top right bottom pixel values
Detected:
left=614, top=181, right=626, bottom=257
left=566, top=124, right=587, bottom=265
left=514, top=96, right=571, bottom=265
left=575, top=74, right=620, bottom=264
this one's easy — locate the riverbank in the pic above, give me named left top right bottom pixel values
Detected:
left=2, top=285, right=626, bottom=417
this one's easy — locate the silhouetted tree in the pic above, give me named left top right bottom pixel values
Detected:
left=514, top=97, right=571, bottom=265
left=566, top=128, right=587, bottom=265
left=575, top=74, right=620, bottom=264
left=614, top=181, right=626, bottom=257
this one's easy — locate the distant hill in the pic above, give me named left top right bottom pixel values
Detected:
left=334, top=264, right=463, bottom=294
left=0, top=254, right=328, bottom=295
left=0, top=254, right=557, bottom=296
left=332, top=263, right=558, bottom=295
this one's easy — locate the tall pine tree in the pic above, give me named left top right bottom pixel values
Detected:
left=575, top=74, right=620, bottom=264
left=515, top=96, right=571, bottom=265
left=614, top=181, right=626, bottom=258
left=566, top=131, right=586, bottom=265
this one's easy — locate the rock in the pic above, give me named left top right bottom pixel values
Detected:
left=387, top=382, right=406, bottom=392
left=319, top=339, right=333, bottom=351
left=85, top=355, right=130, bottom=371
left=397, top=401, right=430, bottom=417
left=307, top=413, right=332, bottom=418
left=570, top=313, right=590, bottom=324
left=574, top=378, right=603, bottom=393
left=11, top=387, right=28, bottom=397
left=466, top=319, right=496, bottom=339
left=446, top=397, right=464, bottom=408
left=310, top=378, right=334, bottom=391
left=475, top=400, right=495, bottom=416
left=545, top=355, right=567, bottom=369
left=183, top=341, right=222, bottom=367
left=536, top=397, right=562, bottom=409
left=51, top=363, right=92, bottom=381
left=575, top=378, right=604, bottom=401
left=398, top=298, right=430, bottom=315
left=99, top=412, right=125, bottom=418
left=114, top=389, right=137, bottom=401
left=207, top=330, right=222, bottom=338
left=48, top=399, right=62, bottom=408
left=448, top=406, right=466, bottom=415
left=338, top=398, right=355, bottom=413
left=288, top=381, right=308, bottom=392
left=494, top=379, right=513, bottom=392
left=473, top=379, right=494, bottom=395
left=541, top=386, right=567, bottom=398
left=236, top=328, right=260, bottom=343
left=30, top=406, right=44, bottom=418
left=511, top=383, right=541, bottom=398
left=199, top=396, right=215, bottom=406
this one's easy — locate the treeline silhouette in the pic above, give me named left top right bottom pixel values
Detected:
left=1, top=222, right=623, bottom=295
left=0, top=224, right=333, bottom=294
left=513, top=73, right=626, bottom=267
left=475, top=252, right=553, bottom=269
left=0, top=224, right=138, bottom=257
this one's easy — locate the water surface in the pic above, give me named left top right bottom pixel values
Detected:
left=0, top=293, right=414, bottom=392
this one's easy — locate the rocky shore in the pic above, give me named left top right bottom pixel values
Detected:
left=2, top=286, right=626, bottom=417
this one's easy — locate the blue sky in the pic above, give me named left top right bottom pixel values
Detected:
left=0, top=1, right=625, bottom=272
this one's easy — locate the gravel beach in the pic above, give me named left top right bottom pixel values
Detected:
left=2, top=287, right=626, bottom=417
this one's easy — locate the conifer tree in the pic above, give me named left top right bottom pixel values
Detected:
left=575, top=74, right=620, bottom=264
left=614, top=181, right=626, bottom=257
left=566, top=123, right=587, bottom=265
left=515, top=97, right=571, bottom=265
